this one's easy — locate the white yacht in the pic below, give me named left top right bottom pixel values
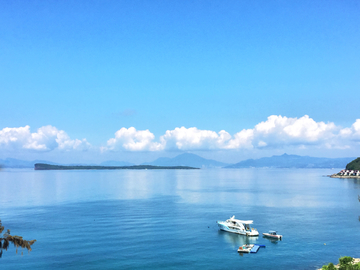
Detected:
left=217, top=216, right=259, bottom=236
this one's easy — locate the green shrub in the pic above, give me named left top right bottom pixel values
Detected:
left=338, top=256, right=360, bottom=270
left=322, top=257, right=360, bottom=270
left=322, top=262, right=336, bottom=270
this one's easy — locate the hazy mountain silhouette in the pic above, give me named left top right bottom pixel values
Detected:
left=0, top=158, right=133, bottom=168
left=142, top=153, right=229, bottom=168
left=0, top=158, right=59, bottom=168
left=100, top=160, right=134, bottom=166
left=1, top=153, right=353, bottom=169
left=225, top=153, right=355, bottom=168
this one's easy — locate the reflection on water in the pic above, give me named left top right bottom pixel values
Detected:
left=2, top=168, right=360, bottom=270
left=0, top=168, right=350, bottom=209
left=218, top=230, right=258, bottom=249
left=262, top=236, right=280, bottom=244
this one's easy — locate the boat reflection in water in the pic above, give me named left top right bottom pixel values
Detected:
left=218, top=229, right=258, bottom=249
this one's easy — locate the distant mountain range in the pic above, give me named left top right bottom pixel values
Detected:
left=1, top=153, right=355, bottom=169
left=225, top=153, right=355, bottom=169
left=0, top=158, right=59, bottom=168
left=0, top=154, right=226, bottom=169
left=141, top=153, right=229, bottom=168
left=0, top=158, right=133, bottom=168
left=99, top=160, right=134, bottom=166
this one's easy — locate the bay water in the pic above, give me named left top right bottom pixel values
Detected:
left=1, top=168, right=360, bottom=269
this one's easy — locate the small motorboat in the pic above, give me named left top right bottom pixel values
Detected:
left=237, top=244, right=265, bottom=253
left=263, top=230, right=282, bottom=240
left=237, top=244, right=254, bottom=253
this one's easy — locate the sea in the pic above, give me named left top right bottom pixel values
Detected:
left=1, top=168, right=360, bottom=269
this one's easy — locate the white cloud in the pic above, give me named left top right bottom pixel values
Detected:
left=159, top=127, right=232, bottom=150
left=56, top=130, right=91, bottom=151
left=0, top=125, right=90, bottom=151
left=225, top=129, right=254, bottom=149
left=0, top=125, right=31, bottom=149
left=103, top=116, right=356, bottom=152
left=4, top=115, right=360, bottom=156
left=252, top=115, right=337, bottom=147
left=339, top=119, right=360, bottom=141
left=105, top=127, right=162, bottom=151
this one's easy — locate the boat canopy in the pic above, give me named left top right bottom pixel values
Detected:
left=268, top=230, right=277, bottom=234
left=229, top=216, right=254, bottom=224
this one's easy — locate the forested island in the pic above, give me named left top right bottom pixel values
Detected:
left=34, top=163, right=199, bottom=170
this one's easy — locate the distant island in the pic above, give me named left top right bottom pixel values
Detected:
left=34, top=163, right=199, bottom=170
left=330, top=157, right=360, bottom=178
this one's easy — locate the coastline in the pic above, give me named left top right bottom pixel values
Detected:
left=317, top=258, right=360, bottom=270
left=329, top=174, right=360, bottom=179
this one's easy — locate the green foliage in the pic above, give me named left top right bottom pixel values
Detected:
left=0, top=220, right=36, bottom=258
left=322, top=262, right=336, bottom=270
left=339, top=256, right=354, bottom=269
left=346, top=157, right=360, bottom=170
left=339, top=262, right=360, bottom=270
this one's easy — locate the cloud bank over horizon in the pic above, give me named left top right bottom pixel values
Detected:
left=0, top=125, right=91, bottom=152
left=1, top=115, right=360, bottom=155
left=104, top=115, right=360, bottom=152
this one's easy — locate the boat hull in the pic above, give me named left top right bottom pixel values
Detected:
left=263, top=233, right=282, bottom=240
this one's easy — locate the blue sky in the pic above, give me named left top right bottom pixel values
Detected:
left=1, top=0, right=360, bottom=164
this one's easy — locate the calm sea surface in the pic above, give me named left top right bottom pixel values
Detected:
left=1, top=168, right=360, bottom=269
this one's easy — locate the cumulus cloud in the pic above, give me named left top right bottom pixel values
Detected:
left=0, top=125, right=90, bottom=151
left=0, top=126, right=32, bottom=149
left=4, top=115, right=359, bottom=155
left=339, top=119, right=360, bottom=141
left=105, top=127, right=162, bottom=151
left=159, top=127, right=232, bottom=150
left=226, top=129, right=254, bottom=149
left=251, top=115, right=337, bottom=148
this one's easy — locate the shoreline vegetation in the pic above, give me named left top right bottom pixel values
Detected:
left=1, top=219, right=36, bottom=258
left=34, top=163, right=199, bottom=170
left=346, top=158, right=360, bottom=170
left=319, top=257, right=360, bottom=270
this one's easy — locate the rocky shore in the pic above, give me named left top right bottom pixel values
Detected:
left=329, top=174, right=360, bottom=179
left=329, top=168, right=360, bottom=178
